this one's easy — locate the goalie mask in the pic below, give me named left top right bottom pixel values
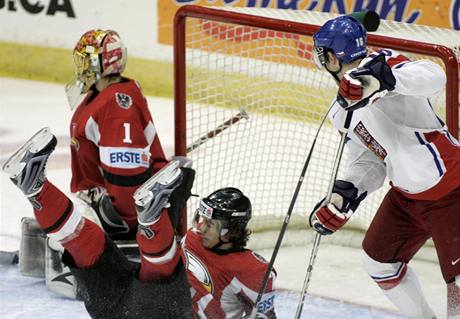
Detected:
left=313, top=16, right=367, bottom=81
left=65, top=29, right=127, bottom=110
left=193, top=187, right=252, bottom=250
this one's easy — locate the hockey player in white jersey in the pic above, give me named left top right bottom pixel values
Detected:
left=309, top=15, right=460, bottom=319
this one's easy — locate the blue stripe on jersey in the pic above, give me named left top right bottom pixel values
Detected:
left=415, top=132, right=444, bottom=177
left=370, top=262, right=404, bottom=280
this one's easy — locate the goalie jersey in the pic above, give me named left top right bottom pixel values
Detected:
left=69, top=78, right=168, bottom=229
left=181, top=230, right=277, bottom=319
left=330, top=49, right=460, bottom=200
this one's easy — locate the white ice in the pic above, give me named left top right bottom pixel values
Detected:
left=0, top=78, right=446, bottom=318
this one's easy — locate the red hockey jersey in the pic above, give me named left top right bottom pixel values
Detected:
left=69, top=78, right=168, bottom=229
left=181, top=229, right=277, bottom=318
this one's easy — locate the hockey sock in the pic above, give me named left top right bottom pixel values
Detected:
left=33, top=180, right=105, bottom=268
left=447, top=276, right=460, bottom=318
left=382, top=267, right=435, bottom=319
left=137, top=208, right=180, bottom=281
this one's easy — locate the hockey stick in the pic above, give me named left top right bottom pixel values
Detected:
left=186, top=110, right=249, bottom=153
left=248, top=105, right=334, bottom=319
left=294, top=110, right=354, bottom=319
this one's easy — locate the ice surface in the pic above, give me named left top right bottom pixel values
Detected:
left=0, top=78, right=446, bottom=318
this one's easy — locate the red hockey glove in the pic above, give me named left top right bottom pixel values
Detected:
left=339, top=72, right=363, bottom=101
left=337, top=54, right=396, bottom=111
left=309, top=180, right=367, bottom=236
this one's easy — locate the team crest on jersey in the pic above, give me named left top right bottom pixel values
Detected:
left=353, top=121, right=387, bottom=160
left=183, top=249, right=214, bottom=294
left=115, top=93, right=132, bottom=109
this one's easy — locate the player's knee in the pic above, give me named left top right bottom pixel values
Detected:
left=361, top=250, right=407, bottom=290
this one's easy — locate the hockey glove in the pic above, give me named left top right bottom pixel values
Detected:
left=76, top=187, right=130, bottom=236
left=309, top=180, right=367, bottom=235
left=338, top=54, right=396, bottom=111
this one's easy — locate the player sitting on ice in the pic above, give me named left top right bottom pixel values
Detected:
left=3, top=127, right=193, bottom=318
left=181, top=188, right=277, bottom=318
left=308, top=15, right=460, bottom=319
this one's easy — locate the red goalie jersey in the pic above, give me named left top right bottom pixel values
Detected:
left=69, top=78, right=168, bottom=229
left=181, top=229, right=277, bottom=319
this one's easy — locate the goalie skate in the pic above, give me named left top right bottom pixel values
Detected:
left=2, top=127, right=57, bottom=197
left=134, top=160, right=182, bottom=225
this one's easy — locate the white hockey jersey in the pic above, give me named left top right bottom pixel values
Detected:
left=329, top=49, right=460, bottom=200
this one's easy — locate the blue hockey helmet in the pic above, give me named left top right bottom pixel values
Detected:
left=313, top=16, right=367, bottom=65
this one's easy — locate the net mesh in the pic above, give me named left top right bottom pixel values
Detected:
left=179, top=7, right=459, bottom=234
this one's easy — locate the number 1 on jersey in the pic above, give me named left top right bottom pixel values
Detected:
left=123, top=123, right=132, bottom=144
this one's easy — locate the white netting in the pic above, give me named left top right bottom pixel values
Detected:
left=179, top=7, right=459, bottom=236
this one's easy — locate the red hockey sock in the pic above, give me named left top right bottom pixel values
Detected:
left=138, top=209, right=180, bottom=281
left=33, top=180, right=105, bottom=268
left=63, top=218, right=106, bottom=268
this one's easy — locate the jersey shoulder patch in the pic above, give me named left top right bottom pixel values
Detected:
left=115, top=92, right=133, bottom=109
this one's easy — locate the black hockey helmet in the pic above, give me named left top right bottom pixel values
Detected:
left=195, top=187, right=252, bottom=249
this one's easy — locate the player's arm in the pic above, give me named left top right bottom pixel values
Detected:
left=391, top=59, right=446, bottom=97
left=343, top=138, right=387, bottom=194
left=310, top=139, right=385, bottom=235
left=338, top=50, right=446, bottom=110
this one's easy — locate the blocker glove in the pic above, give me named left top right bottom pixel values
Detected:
left=337, top=54, right=396, bottom=111
left=309, top=180, right=367, bottom=235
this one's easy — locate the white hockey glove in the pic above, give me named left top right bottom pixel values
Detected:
left=75, top=186, right=107, bottom=206
left=309, top=180, right=367, bottom=235
left=337, top=54, right=396, bottom=111
left=76, top=187, right=130, bottom=235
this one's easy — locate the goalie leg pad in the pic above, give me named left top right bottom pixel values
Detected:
left=19, top=217, right=46, bottom=278
left=134, top=160, right=183, bottom=226
left=45, top=238, right=78, bottom=299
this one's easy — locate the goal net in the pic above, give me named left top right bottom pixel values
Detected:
left=174, top=5, right=459, bottom=249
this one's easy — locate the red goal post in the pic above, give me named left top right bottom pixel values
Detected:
left=173, top=5, right=459, bottom=242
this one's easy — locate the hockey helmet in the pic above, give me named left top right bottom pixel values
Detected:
left=194, top=187, right=251, bottom=246
left=65, top=29, right=127, bottom=109
left=313, top=16, right=367, bottom=67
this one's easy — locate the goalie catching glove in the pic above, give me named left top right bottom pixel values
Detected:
left=337, top=54, right=396, bottom=111
left=309, top=180, right=367, bottom=235
left=76, top=186, right=130, bottom=236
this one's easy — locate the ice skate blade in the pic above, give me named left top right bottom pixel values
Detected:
left=133, top=160, right=181, bottom=207
left=2, top=127, right=54, bottom=178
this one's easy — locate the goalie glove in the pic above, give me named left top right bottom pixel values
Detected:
left=76, top=187, right=130, bottom=235
left=309, top=180, right=367, bottom=235
left=337, top=54, right=396, bottom=111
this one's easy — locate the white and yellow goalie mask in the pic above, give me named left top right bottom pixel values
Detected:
left=65, top=29, right=127, bottom=110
